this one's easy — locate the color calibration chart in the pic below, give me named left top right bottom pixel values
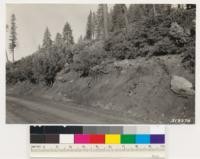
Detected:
left=30, top=126, right=166, bottom=159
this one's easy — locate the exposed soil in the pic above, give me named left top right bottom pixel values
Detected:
left=6, top=54, right=195, bottom=124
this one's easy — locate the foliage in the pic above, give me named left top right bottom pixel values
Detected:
left=7, top=27, right=74, bottom=86
left=54, top=33, right=63, bottom=47
left=42, top=27, right=52, bottom=49
left=95, top=4, right=109, bottom=39
left=9, top=14, right=17, bottom=62
left=170, top=8, right=196, bottom=29
left=85, top=11, right=93, bottom=40
left=128, top=5, right=141, bottom=23
left=7, top=5, right=196, bottom=86
left=32, top=45, right=71, bottom=86
left=71, top=41, right=106, bottom=77
left=63, top=22, right=74, bottom=46
left=96, top=4, right=104, bottom=39
left=112, top=4, right=128, bottom=31
left=6, top=55, right=35, bottom=84
left=105, top=7, right=195, bottom=63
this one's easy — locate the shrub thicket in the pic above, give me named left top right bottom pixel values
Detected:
left=6, top=45, right=72, bottom=86
left=104, top=8, right=195, bottom=72
left=32, top=46, right=71, bottom=86
left=6, top=55, right=35, bottom=84
left=71, top=41, right=106, bottom=77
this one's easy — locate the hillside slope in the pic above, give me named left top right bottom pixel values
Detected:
left=7, top=54, right=195, bottom=124
left=44, top=54, right=194, bottom=124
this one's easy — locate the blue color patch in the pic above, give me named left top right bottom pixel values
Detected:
left=135, top=134, right=150, bottom=144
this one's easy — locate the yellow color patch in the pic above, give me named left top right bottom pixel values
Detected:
left=105, top=134, right=120, bottom=144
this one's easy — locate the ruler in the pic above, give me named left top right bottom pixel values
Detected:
left=31, top=144, right=165, bottom=158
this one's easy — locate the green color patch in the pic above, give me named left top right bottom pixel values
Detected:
left=121, top=135, right=135, bottom=144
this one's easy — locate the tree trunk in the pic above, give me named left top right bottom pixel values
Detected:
left=166, top=4, right=171, bottom=14
left=6, top=51, right=9, bottom=63
left=153, top=4, right=157, bottom=17
left=123, top=6, right=129, bottom=30
left=103, top=4, right=108, bottom=39
left=12, top=49, right=14, bottom=62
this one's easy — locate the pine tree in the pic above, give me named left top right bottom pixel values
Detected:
left=54, top=33, right=63, bottom=47
left=96, top=4, right=109, bottom=39
left=112, top=4, right=128, bottom=31
left=96, top=4, right=104, bottom=39
left=9, top=14, right=17, bottom=62
left=128, top=4, right=152, bottom=23
left=153, top=4, right=157, bottom=17
left=108, top=8, right=113, bottom=32
left=85, top=11, right=93, bottom=40
left=103, top=4, right=109, bottom=39
left=6, top=24, right=10, bottom=63
left=42, top=27, right=52, bottom=49
left=92, top=12, right=97, bottom=39
left=62, top=22, right=74, bottom=46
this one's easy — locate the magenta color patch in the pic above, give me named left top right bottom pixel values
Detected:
left=74, top=134, right=90, bottom=144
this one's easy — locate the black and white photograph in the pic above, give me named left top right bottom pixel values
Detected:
left=6, top=4, right=195, bottom=124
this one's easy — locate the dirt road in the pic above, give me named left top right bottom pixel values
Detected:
left=6, top=95, right=139, bottom=124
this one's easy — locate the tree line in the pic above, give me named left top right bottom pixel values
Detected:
left=6, top=4, right=196, bottom=85
left=7, top=4, right=195, bottom=62
left=84, top=4, right=195, bottom=41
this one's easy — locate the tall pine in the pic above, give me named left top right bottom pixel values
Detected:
left=128, top=4, right=144, bottom=23
left=85, top=11, right=93, bottom=40
left=42, top=27, right=52, bottom=49
left=9, top=14, right=17, bottom=62
left=96, top=4, right=109, bottom=39
left=112, top=4, right=128, bottom=31
left=92, top=12, right=97, bottom=39
left=62, top=22, right=74, bottom=46
left=96, top=4, right=104, bottom=39
left=103, top=4, right=109, bottom=39
left=54, top=33, right=63, bottom=47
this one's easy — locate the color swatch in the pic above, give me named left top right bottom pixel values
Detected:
left=105, top=134, right=120, bottom=144
left=30, top=126, right=165, bottom=144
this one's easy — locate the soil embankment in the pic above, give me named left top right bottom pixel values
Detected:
left=7, top=54, right=195, bottom=124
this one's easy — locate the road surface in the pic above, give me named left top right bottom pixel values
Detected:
left=6, top=95, right=138, bottom=124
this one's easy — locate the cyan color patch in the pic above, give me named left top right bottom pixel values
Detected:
left=135, top=134, right=150, bottom=144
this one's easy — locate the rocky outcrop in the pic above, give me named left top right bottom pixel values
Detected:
left=170, top=75, right=195, bottom=96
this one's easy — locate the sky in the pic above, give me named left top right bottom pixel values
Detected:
left=6, top=4, right=99, bottom=61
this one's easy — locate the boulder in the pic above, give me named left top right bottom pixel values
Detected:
left=170, top=75, right=195, bottom=96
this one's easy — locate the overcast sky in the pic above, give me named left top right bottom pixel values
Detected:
left=6, top=4, right=99, bottom=61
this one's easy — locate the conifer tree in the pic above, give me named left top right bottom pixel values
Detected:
left=92, top=12, right=97, bottom=39
left=42, top=27, right=52, bottom=49
left=55, top=33, right=63, bottom=47
left=6, top=24, right=10, bottom=63
left=103, top=4, right=109, bottom=39
left=85, top=11, right=93, bottom=40
left=96, top=4, right=104, bottom=39
left=62, top=22, right=74, bottom=46
left=9, top=14, right=17, bottom=62
left=128, top=4, right=147, bottom=23
left=108, top=8, right=113, bottom=32
left=112, top=4, right=128, bottom=31
left=96, top=4, right=109, bottom=39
